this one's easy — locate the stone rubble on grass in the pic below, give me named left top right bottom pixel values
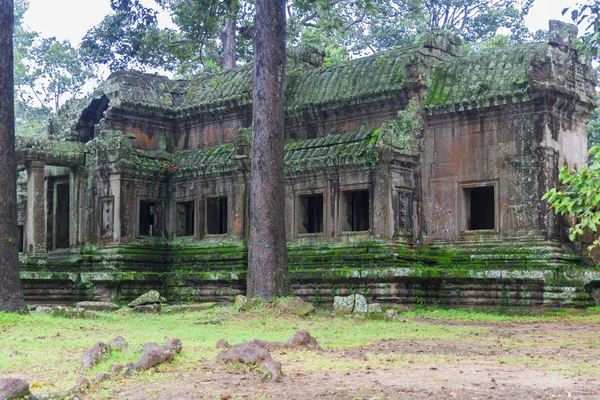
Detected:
left=0, top=378, right=31, bottom=400
left=217, top=342, right=283, bottom=382
left=276, top=297, right=315, bottom=316
left=76, top=301, right=120, bottom=312
left=216, top=330, right=321, bottom=382
left=161, top=302, right=217, bottom=313
left=133, top=304, right=161, bottom=313
left=127, top=290, right=167, bottom=308
left=108, top=336, right=128, bottom=351
left=334, top=294, right=382, bottom=314
left=82, top=341, right=109, bottom=371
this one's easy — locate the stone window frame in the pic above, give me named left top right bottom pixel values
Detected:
left=99, top=196, right=114, bottom=241
left=294, top=188, right=327, bottom=238
left=203, top=194, right=230, bottom=238
left=458, top=179, right=500, bottom=235
left=338, top=184, right=372, bottom=235
left=173, top=197, right=197, bottom=238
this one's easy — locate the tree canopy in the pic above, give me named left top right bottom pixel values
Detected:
left=79, top=0, right=538, bottom=75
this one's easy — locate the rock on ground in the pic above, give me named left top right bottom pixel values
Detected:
left=286, top=330, right=321, bottom=351
left=217, top=342, right=283, bottom=382
left=127, top=290, right=166, bottom=308
left=133, top=346, right=174, bottom=371
left=76, top=301, right=120, bottom=312
left=0, top=378, right=31, bottom=400
left=134, top=304, right=161, bottom=313
left=333, top=294, right=381, bottom=314
left=276, top=297, right=315, bottom=316
left=82, top=342, right=109, bottom=371
left=333, top=295, right=355, bottom=313
left=162, top=303, right=217, bottom=313
left=108, top=336, right=128, bottom=351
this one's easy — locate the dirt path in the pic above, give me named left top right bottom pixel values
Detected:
left=82, top=318, right=600, bottom=400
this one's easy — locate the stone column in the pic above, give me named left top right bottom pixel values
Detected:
left=372, top=165, right=393, bottom=240
left=109, top=174, right=121, bottom=242
left=26, top=161, right=45, bottom=253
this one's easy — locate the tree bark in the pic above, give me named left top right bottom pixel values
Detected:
left=221, top=18, right=237, bottom=69
left=246, top=0, right=288, bottom=300
left=0, top=0, right=27, bottom=313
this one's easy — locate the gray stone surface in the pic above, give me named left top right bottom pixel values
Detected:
left=276, top=297, right=315, bottom=316
left=0, top=378, right=31, bottom=400
left=76, top=301, right=120, bottom=312
left=128, top=290, right=164, bottom=307
left=233, top=295, right=248, bottom=312
left=333, top=294, right=380, bottom=314
left=82, top=342, right=109, bottom=371
left=134, top=304, right=161, bottom=313
left=333, top=295, right=355, bottom=313
left=353, top=295, right=369, bottom=313
left=162, top=303, right=217, bottom=313
left=386, top=309, right=398, bottom=319
left=368, top=303, right=382, bottom=313
left=108, top=336, right=128, bottom=351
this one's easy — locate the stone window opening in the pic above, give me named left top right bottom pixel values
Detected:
left=176, top=201, right=195, bottom=236
left=206, top=196, right=228, bottom=235
left=139, top=200, right=156, bottom=236
left=464, top=186, right=495, bottom=230
left=341, top=189, right=370, bottom=232
left=297, top=193, right=324, bottom=234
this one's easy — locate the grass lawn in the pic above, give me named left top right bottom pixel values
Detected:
left=2, top=305, right=600, bottom=399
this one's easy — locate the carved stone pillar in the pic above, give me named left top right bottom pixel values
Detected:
left=26, top=161, right=45, bottom=253
left=109, top=174, right=121, bottom=242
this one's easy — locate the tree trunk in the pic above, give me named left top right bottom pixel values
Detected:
left=0, top=0, right=27, bottom=313
left=246, top=0, right=288, bottom=300
left=221, top=18, right=237, bottom=69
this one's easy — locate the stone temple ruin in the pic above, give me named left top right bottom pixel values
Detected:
left=15, top=21, right=600, bottom=309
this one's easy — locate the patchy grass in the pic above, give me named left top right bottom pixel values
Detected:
left=1, top=306, right=600, bottom=398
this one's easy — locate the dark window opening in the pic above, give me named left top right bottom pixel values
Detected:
left=176, top=201, right=195, bottom=236
left=139, top=201, right=156, bottom=236
left=341, top=190, right=370, bottom=232
left=206, top=197, right=228, bottom=234
left=18, top=225, right=24, bottom=253
left=298, top=194, right=324, bottom=234
left=55, top=183, right=70, bottom=248
left=467, top=186, right=495, bottom=230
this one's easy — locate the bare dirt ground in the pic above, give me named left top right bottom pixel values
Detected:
left=81, top=318, right=600, bottom=400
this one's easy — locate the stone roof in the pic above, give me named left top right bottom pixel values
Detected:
left=90, top=44, right=424, bottom=115
left=426, top=43, right=543, bottom=109
left=16, top=136, right=85, bottom=167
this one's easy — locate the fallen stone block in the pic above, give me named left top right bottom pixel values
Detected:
left=76, top=301, right=120, bottom=312
left=0, top=378, right=31, bottom=400
left=276, top=297, right=315, bottom=316
left=82, top=341, right=109, bottom=371
left=217, top=342, right=283, bottom=382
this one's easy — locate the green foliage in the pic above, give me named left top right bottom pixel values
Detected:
left=564, top=0, right=600, bottom=59
left=13, top=0, right=97, bottom=136
left=543, top=146, right=600, bottom=250
left=587, top=93, right=600, bottom=150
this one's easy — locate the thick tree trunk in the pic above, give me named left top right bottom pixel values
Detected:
left=0, top=0, right=27, bottom=313
left=246, top=0, right=288, bottom=300
left=221, top=18, right=237, bottom=69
